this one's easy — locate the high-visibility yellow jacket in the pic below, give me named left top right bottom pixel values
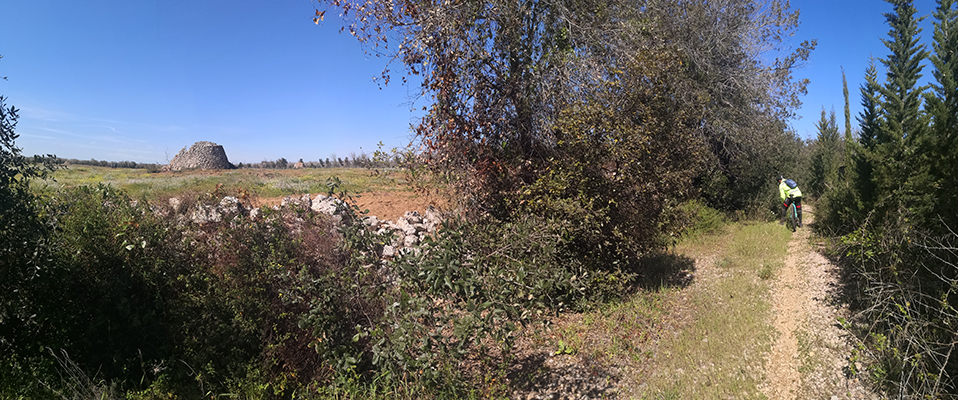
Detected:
left=779, top=180, right=803, bottom=202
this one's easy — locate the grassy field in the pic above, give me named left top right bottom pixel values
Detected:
left=32, top=165, right=415, bottom=201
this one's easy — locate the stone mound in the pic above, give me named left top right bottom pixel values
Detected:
left=167, top=141, right=233, bottom=171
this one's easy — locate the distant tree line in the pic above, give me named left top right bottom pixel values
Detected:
left=236, top=153, right=405, bottom=169
left=59, top=157, right=164, bottom=171
left=57, top=153, right=408, bottom=171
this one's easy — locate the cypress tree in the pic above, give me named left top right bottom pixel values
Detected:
left=875, top=0, right=931, bottom=218
left=842, top=68, right=857, bottom=185
left=855, top=59, right=883, bottom=212
left=810, top=108, right=841, bottom=198
left=927, top=0, right=958, bottom=229
left=843, top=67, right=854, bottom=146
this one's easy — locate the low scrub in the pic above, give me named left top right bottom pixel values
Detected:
left=662, top=199, right=728, bottom=242
left=835, top=214, right=958, bottom=398
left=2, top=184, right=381, bottom=398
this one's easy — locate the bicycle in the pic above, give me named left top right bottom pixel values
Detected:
left=785, top=195, right=799, bottom=232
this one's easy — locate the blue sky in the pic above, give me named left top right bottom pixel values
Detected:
left=0, top=0, right=945, bottom=163
left=793, top=0, right=940, bottom=139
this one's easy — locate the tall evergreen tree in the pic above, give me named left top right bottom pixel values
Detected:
left=858, top=58, right=884, bottom=153
left=809, top=108, right=841, bottom=197
left=842, top=67, right=857, bottom=184
left=843, top=67, right=853, bottom=142
left=876, top=0, right=930, bottom=205
left=926, top=0, right=958, bottom=229
left=855, top=59, right=884, bottom=212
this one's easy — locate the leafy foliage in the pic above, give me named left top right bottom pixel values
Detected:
left=0, top=94, right=61, bottom=396
left=314, top=0, right=814, bottom=269
left=926, top=0, right=958, bottom=232
left=1, top=178, right=392, bottom=397
left=3, top=168, right=647, bottom=398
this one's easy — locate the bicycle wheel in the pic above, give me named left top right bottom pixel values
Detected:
left=788, top=203, right=798, bottom=231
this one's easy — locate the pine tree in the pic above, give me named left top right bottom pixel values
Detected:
left=927, top=0, right=958, bottom=229
left=843, top=67, right=854, bottom=143
left=858, top=59, right=884, bottom=152
left=876, top=0, right=930, bottom=205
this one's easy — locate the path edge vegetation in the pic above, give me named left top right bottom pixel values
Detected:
left=810, top=0, right=958, bottom=397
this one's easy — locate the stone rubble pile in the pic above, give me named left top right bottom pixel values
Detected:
left=167, top=193, right=443, bottom=259
left=368, top=207, right=443, bottom=258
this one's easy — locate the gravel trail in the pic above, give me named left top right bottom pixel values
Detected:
left=762, top=205, right=880, bottom=400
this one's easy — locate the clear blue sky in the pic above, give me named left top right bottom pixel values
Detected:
left=0, top=0, right=944, bottom=164
left=792, top=0, right=940, bottom=140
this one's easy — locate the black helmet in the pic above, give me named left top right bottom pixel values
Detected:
left=777, top=175, right=784, bottom=182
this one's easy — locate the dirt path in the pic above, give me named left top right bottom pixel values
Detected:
left=508, top=206, right=886, bottom=399
left=762, top=205, right=879, bottom=399
left=254, top=191, right=447, bottom=221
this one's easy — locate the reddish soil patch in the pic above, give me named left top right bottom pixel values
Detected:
left=254, top=191, right=448, bottom=222
left=354, top=191, right=448, bottom=221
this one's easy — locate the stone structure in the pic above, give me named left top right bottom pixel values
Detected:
left=167, top=141, right=233, bottom=171
left=165, top=192, right=444, bottom=262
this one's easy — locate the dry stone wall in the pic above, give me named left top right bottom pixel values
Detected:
left=167, top=141, right=233, bottom=171
left=167, top=193, right=444, bottom=260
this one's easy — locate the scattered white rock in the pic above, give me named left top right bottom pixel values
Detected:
left=403, top=235, right=419, bottom=247
left=282, top=193, right=312, bottom=208
left=363, top=215, right=381, bottom=229
left=190, top=204, right=222, bottom=224
left=403, top=210, right=422, bottom=224
left=169, top=197, right=182, bottom=213
left=311, top=194, right=343, bottom=215
left=162, top=193, right=444, bottom=261
left=219, top=196, right=242, bottom=215
left=382, top=245, right=396, bottom=258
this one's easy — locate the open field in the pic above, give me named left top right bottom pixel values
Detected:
left=33, top=165, right=446, bottom=221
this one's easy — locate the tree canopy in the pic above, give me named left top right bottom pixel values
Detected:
left=317, top=0, right=814, bottom=240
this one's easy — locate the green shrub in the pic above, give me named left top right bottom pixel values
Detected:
left=815, top=182, right=863, bottom=236
left=662, top=199, right=728, bottom=241
left=1, top=180, right=401, bottom=398
left=361, top=212, right=635, bottom=393
left=2, top=172, right=653, bottom=398
left=0, top=95, right=62, bottom=397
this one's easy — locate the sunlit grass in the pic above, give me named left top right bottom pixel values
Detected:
left=552, top=290, right=667, bottom=363
left=549, top=222, right=790, bottom=398
left=32, top=166, right=413, bottom=200
left=638, top=222, right=789, bottom=399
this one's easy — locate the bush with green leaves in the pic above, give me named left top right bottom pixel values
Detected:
left=0, top=94, right=61, bottom=397
left=661, top=199, right=728, bottom=241
left=360, top=212, right=636, bottom=393
left=0, top=179, right=403, bottom=398
left=815, top=2, right=958, bottom=395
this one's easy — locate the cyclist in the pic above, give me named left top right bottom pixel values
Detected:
left=778, top=175, right=803, bottom=227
